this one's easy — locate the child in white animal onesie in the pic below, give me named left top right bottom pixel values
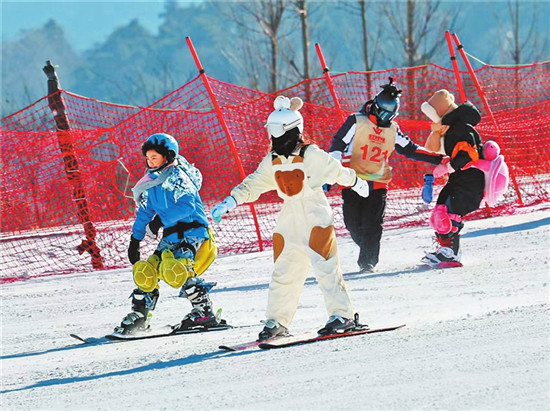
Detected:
left=211, top=96, right=370, bottom=340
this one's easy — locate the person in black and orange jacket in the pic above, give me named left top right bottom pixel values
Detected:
left=420, top=89, right=485, bottom=267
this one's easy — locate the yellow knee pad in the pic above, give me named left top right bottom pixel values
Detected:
left=159, top=250, right=191, bottom=288
left=193, top=228, right=218, bottom=275
left=133, top=254, right=160, bottom=292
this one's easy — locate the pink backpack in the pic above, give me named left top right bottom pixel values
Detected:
left=469, top=141, right=510, bottom=207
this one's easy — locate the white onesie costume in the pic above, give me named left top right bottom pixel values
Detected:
left=230, top=144, right=358, bottom=328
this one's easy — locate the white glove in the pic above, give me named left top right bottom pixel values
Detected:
left=433, top=162, right=454, bottom=178
left=351, top=178, right=369, bottom=197
left=211, top=196, right=237, bottom=223
left=329, top=151, right=343, bottom=162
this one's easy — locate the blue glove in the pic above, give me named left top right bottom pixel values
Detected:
left=211, top=196, right=237, bottom=223
left=422, top=174, right=434, bottom=204
left=323, top=184, right=331, bottom=193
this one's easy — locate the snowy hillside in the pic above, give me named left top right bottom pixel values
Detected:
left=1, top=207, right=549, bottom=410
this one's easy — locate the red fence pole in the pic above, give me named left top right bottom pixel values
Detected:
left=43, top=61, right=104, bottom=269
left=451, top=33, right=523, bottom=205
left=185, top=37, right=264, bottom=251
left=445, top=31, right=467, bottom=103
left=315, top=43, right=345, bottom=124
left=452, top=34, right=500, bottom=132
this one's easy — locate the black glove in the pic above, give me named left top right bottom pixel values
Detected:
left=146, top=215, right=163, bottom=238
left=127, top=236, right=141, bottom=264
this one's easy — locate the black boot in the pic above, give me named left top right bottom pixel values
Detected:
left=258, top=319, right=289, bottom=341
left=114, top=288, right=159, bottom=335
left=423, top=232, right=461, bottom=266
left=423, top=214, right=463, bottom=266
left=318, top=315, right=356, bottom=335
left=175, top=277, right=219, bottom=330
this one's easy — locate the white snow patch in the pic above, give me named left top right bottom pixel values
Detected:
left=1, top=209, right=549, bottom=410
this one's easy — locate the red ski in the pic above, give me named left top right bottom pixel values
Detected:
left=258, top=324, right=406, bottom=350
left=219, top=332, right=311, bottom=352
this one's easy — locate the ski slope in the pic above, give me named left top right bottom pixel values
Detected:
left=1, top=207, right=549, bottom=410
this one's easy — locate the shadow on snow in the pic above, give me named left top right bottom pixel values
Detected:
left=0, top=349, right=262, bottom=394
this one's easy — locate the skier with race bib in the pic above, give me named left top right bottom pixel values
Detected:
left=328, top=78, right=448, bottom=273
left=116, top=133, right=220, bottom=335
left=211, top=96, right=370, bottom=341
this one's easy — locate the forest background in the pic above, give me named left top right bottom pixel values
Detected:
left=2, top=0, right=549, bottom=118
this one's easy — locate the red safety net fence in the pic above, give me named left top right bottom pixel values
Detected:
left=1, top=60, right=549, bottom=282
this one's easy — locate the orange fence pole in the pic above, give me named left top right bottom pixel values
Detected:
left=451, top=33, right=523, bottom=205
left=445, top=31, right=467, bottom=103
left=315, top=43, right=345, bottom=123
left=185, top=37, right=264, bottom=250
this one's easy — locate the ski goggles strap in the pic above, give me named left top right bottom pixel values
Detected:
left=266, top=118, right=302, bottom=138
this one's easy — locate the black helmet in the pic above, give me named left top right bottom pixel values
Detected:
left=369, top=77, right=402, bottom=125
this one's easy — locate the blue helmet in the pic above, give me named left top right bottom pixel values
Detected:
left=141, top=133, right=179, bottom=162
left=369, top=77, right=402, bottom=125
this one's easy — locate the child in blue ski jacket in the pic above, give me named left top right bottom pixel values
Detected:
left=116, top=133, right=219, bottom=335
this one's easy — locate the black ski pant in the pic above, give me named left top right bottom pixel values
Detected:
left=342, top=187, right=387, bottom=269
left=436, top=168, right=484, bottom=216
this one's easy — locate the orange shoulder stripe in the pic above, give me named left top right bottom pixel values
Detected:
left=451, top=141, right=479, bottom=163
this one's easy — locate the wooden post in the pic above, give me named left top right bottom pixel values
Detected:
left=43, top=60, right=104, bottom=269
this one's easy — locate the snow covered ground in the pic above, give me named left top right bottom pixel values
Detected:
left=1, top=207, right=549, bottom=410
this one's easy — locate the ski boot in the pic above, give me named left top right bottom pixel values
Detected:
left=257, top=319, right=289, bottom=341
left=422, top=232, right=462, bottom=268
left=318, top=314, right=356, bottom=335
left=114, top=288, right=159, bottom=335
left=174, top=277, right=219, bottom=331
left=359, top=263, right=375, bottom=274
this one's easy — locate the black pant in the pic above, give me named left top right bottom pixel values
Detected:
left=437, top=168, right=485, bottom=216
left=342, top=187, right=387, bottom=269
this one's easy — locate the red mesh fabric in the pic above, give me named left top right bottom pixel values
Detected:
left=1, top=62, right=549, bottom=281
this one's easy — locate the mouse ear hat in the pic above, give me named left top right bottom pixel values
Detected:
left=265, top=96, right=304, bottom=138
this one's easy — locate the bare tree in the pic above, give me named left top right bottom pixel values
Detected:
left=359, top=0, right=370, bottom=72
left=337, top=0, right=382, bottom=72
left=293, top=0, right=310, bottom=80
left=491, top=0, right=549, bottom=109
left=221, top=23, right=264, bottom=91
left=496, top=0, right=548, bottom=64
left=380, top=0, right=456, bottom=68
left=216, top=0, right=289, bottom=93
left=334, top=0, right=385, bottom=98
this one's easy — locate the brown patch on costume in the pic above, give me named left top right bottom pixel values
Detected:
left=274, top=158, right=305, bottom=197
left=309, top=225, right=336, bottom=260
left=273, top=233, right=284, bottom=262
